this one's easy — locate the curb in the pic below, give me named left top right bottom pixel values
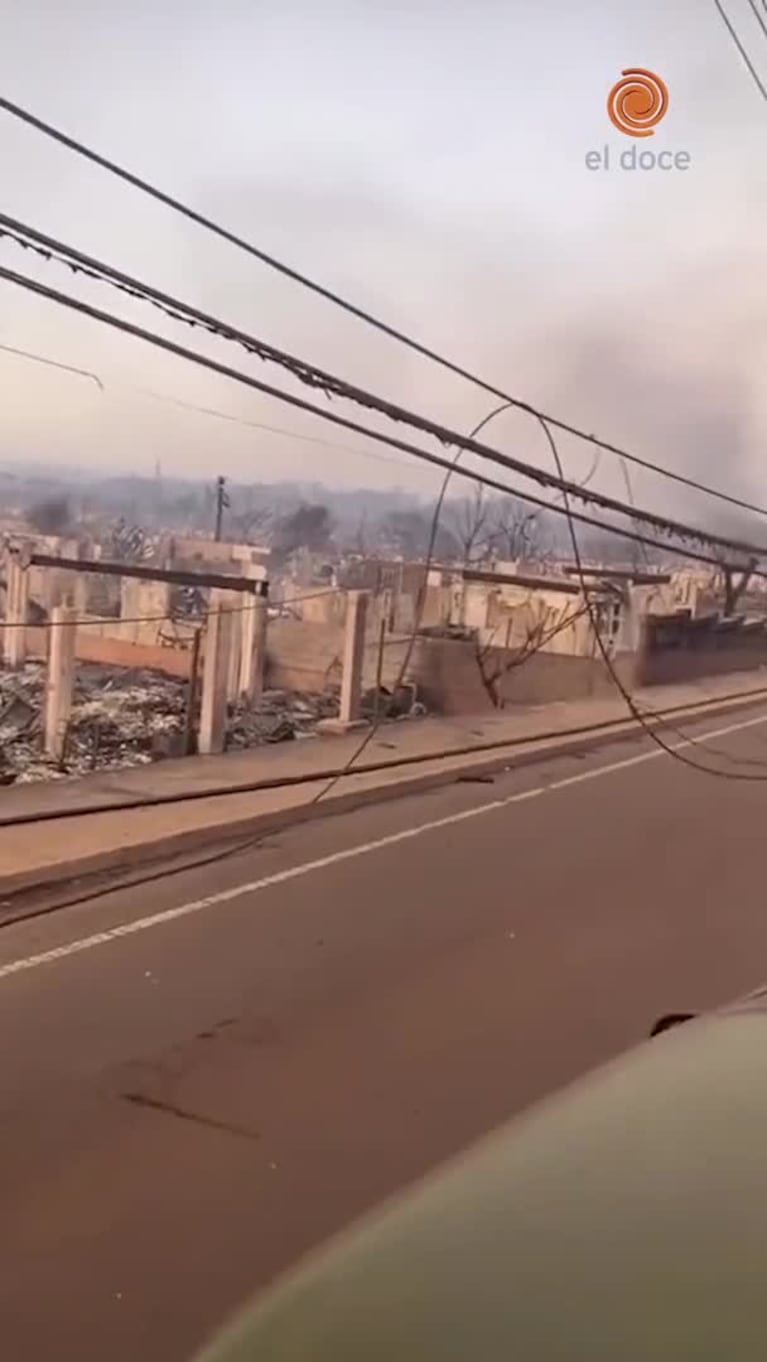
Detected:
left=2, top=683, right=766, bottom=924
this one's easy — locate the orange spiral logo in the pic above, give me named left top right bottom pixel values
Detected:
left=607, top=68, right=668, bottom=138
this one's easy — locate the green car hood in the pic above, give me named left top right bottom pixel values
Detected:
left=196, top=1003, right=767, bottom=1361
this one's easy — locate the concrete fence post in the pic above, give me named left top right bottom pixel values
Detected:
left=199, top=589, right=235, bottom=755
left=73, top=573, right=89, bottom=619
left=238, top=591, right=268, bottom=702
left=3, top=558, right=30, bottom=666
left=226, top=604, right=244, bottom=705
left=339, top=589, right=369, bottom=724
left=44, top=605, right=77, bottom=760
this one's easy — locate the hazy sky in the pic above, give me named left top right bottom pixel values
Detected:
left=1, top=0, right=766, bottom=524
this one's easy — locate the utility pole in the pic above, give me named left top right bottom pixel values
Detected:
left=214, top=475, right=229, bottom=542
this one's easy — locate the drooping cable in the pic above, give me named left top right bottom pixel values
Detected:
left=0, top=112, right=765, bottom=519
left=3, top=212, right=767, bottom=552
left=539, top=415, right=767, bottom=780
left=1, top=255, right=765, bottom=577
left=712, top=0, right=767, bottom=100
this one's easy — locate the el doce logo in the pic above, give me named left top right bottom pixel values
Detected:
left=586, top=67, right=691, bottom=173
left=607, top=68, right=668, bottom=137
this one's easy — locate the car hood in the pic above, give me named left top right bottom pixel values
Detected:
left=196, top=1009, right=767, bottom=1361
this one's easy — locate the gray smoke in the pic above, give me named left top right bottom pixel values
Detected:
left=515, top=241, right=767, bottom=549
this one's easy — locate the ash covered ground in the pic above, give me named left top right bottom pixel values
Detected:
left=0, top=662, right=341, bottom=784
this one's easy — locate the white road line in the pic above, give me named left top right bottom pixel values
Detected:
left=2, top=708, right=766, bottom=983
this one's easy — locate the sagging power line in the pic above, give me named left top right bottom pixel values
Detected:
left=0, top=341, right=103, bottom=389
left=544, top=413, right=767, bottom=781
left=0, top=101, right=765, bottom=523
left=0, top=339, right=418, bottom=475
left=1, top=219, right=767, bottom=568
left=712, top=0, right=767, bottom=101
left=1, top=257, right=764, bottom=580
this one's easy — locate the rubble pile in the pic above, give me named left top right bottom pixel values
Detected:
left=227, top=688, right=340, bottom=746
left=360, top=682, right=426, bottom=720
left=0, top=661, right=426, bottom=787
left=73, top=670, right=188, bottom=765
left=0, top=665, right=343, bottom=784
left=0, top=663, right=189, bottom=784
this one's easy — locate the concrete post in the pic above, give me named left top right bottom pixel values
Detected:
left=614, top=587, right=642, bottom=654
left=199, top=589, right=235, bottom=755
left=339, top=589, right=369, bottom=724
left=226, top=604, right=243, bottom=704
left=73, top=573, right=89, bottom=620
left=44, top=605, right=76, bottom=760
left=3, top=559, right=30, bottom=666
left=119, top=578, right=141, bottom=644
left=238, top=592, right=268, bottom=702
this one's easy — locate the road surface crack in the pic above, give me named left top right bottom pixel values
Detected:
left=121, top=1091, right=261, bottom=1143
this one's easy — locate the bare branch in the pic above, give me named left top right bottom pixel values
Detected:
left=488, top=496, right=546, bottom=563
left=447, top=484, right=492, bottom=565
left=472, top=597, right=590, bottom=707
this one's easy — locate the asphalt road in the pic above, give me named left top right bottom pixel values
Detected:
left=3, top=704, right=767, bottom=1361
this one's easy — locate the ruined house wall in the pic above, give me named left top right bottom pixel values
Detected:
left=15, top=614, right=622, bottom=710
left=407, top=636, right=638, bottom=716
left=264, top=617, right=408, bottom=694
left=119, top=579, right=173, bottom=644
left=485, top=592, right=591, bottom=658
left=168, top=537, right=269, bottom=578
left=285, top=588, right=347, bottom=626
left=81, top=613, right=198, bottom=650
left=635, top=614, right=767, bottom=687
left=281, top=582, right=434, bottom=636
left=264, top=618, right=345, bottom=692
left=22, top=626, right=193, bottom=679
